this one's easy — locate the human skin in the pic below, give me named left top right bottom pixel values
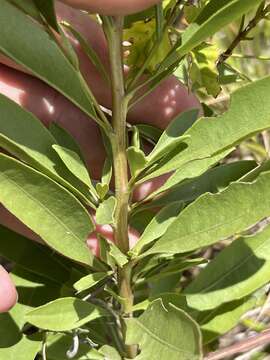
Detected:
left=59, top=0, right=161, bottom=15
left=0, top=266, right=17, bottom=313
left=0, top=1, right=201, bottom=312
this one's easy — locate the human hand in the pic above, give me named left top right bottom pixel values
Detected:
left=0, top=1, right=200, bottom=312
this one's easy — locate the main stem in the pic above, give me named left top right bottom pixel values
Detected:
left=106, top=16, right=136, bottom=358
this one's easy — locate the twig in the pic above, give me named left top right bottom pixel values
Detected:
left=66, top=332, right=80, bottom=359
left=42, top=332, right=47, bottom=360
left=218, top=2, right=270, bottom=66
left=204, top=328, right=270, bottom=360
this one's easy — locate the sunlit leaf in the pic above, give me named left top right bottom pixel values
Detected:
left=25, top=297, right=104, bottom=331
left=0, top=154, right=94, bottom=266
left=126, top=299, right=202, bottom=360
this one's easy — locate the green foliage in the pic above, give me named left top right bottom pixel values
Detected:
left=185, top=224, right=270, bottom=310
left=0, top=154, right=94, bottom=266
left=143, top=172, right=270, bottom=256
left=0, top=0, right=95, bottom=117
left=1, top=0, right=270, bottom=358
left=25, top=297, right=104, bottom=331
left=126, top=299, right=202, bottom=360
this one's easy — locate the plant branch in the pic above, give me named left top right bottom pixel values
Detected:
left=218, top=2, right=270, bottom=65
left=104, top=16, right=136, bottom=359
left=204, top=328, right=270, bottom=360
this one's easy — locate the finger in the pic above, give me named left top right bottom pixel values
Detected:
left=59, top=0, right=160, bottom=15
left=0, top=265, right=17, bottom=313
left=56, top=2, right=201, bottom=127
left=0, top=2, right=201, bottom=130
left=87, top=221, right=139, bottom=256
left=0, top=64, right=106, bottom=179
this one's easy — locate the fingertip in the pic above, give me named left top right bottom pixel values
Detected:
left=0, top=265, right=18, bottom=313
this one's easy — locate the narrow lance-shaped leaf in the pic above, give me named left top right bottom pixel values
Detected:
left=0, top=154, right=94, bottom=266
left=49, top=122, right=84, bottom=157
left=61, top=21, right=110, bottom=84
left=0, top=94, right=95, bottom=207
left=52, top=144, right=98, bottom=199
left=149, top=160, right=257, bottom=208
left=140, top=76, right=270, bottom=182
left=141, top=150, right=232, bottom=206
left=9, top=0, right=40, bottom=19
left=131, top=202, right=183, bottom=256
left=34, top=0, right=59, bottom=32
left=146, top=109, right=198, bottom=164
left=74, top=272, right=112, bottom=294
left=126, top=299, right=202, bottom=360
left=143, top=171, right=270, bottom=257
left=185, top=223, right=270, bottom=311
left=0, top=0, right=95, bottom=117
left=25, top=297, right=104, bottom=331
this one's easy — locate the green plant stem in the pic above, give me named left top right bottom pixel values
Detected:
left=218, top=2, right=270, bottom=65
left=105, top=16, right=137, bottom=359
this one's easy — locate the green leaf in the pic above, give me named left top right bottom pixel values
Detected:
left=99, top=345, right=121, bottom=360
left=131, top=202, right=183, bottom=256
left=0, top=266, right=62, bottom=353
left=126, top=299, right=202, bottom=360
left=25, top=297, right=104, bottom=331
left=200, top=297, right=257, bottom=344
left=141, top=74, right=270, bottom=182
left=0, top=0, right=95, bottom=117
left=124, top=19, right=172, bottom=72
left=0, top=224, right=70, bottom=285
left=149, top=160, right=257, bottom=208
left=8, top=0, right=40, bottom=19
left=52, top=144, right=95, bottom=191
left=96, top=196, right=116, bottom=225
left=0, top=94, right=58, bottom=176
left=74, top=272, right=111, bottom=293
left=185, top=224, right=270, bottom=311
left=61, top=21, right=110, bottom=84
left=130, top=126, right=141, bottom=149
left=34, top=0, right=59, bottom=32
left=0, top=335, right=42, bottom=360
left=144, top=150, right=231, bottom=199
left=146, top=109, right=198, bottom=164
left=96, top=159, right=113, bottom=200
left=0, top=154, right=94, bottom=266
left=189, top=43, right=221, bottom=97
left=136, top=124, right=162, bottom=145
left=164, top=0, right=264, bottom=68
left=146, top=258, right=206, bottom=282
left=144, top=171, right=270, bottom=256
left=109, top=242, right=129, bottom=268
left=101, top=158, right=113, bottom=186
left=49, top=122, right=83, bottom=157
left=153, top=293, right=257, bottom=345
left=127, top=146, right=147, bottom=178
left=46, top=333, right=104, bottom=360
left=96, top=183, right=109, bottom=200
left=0, top=94, right=95, bottom=206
